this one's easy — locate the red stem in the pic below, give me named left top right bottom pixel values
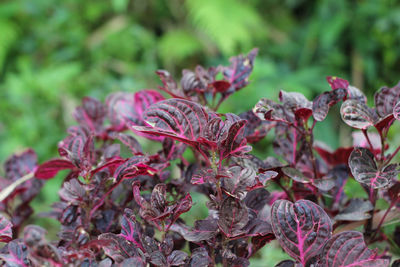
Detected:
left=362, top=129, right=374, bottom=151
left=384, top=145, right=400, bottom=166
left=89, top=178, right=125, bottom=219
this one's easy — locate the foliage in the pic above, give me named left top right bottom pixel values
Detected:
left=0, top=49, right=400, bottom=266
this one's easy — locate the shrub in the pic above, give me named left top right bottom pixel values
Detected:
left=0, top=49, right=399, bottom=266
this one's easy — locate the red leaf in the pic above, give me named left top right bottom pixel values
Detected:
left=34, top=159, right=75, bottom=179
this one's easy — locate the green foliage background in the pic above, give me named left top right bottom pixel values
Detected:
left=1, top=0, right=400, bottom=264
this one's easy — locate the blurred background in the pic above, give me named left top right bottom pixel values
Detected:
left=1, top=0, right=400, bottom=264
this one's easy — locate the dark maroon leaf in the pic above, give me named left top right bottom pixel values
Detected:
left=188, top=247, right=210, bottom=267
left=223, top=166, right=256, bottom=197
left=239, top=110, right=271, bottom=143
left=313, top=88, right=347, bottom=121
left=151, top=184, right=167, bottom=213
left=327, top=76, right=349, bottom=90
left=170, top=219, right=218, bottom=242
left=257, top=171, right=278, bottom=186
left=319, top=231, right=390, bottom=267
left=74, top=97, right=106, bottom=131
left=334, top=199, right=374, bottom=221
left=279, top=91, right=312, bottom=118
left=374, top=82, right=400, bottom=118
left=59, top=179, right=86, bottom=204
left=222, top=48, right=258, bottom=92
left=34, top=159, right=75, bottom=179
left=271, top=199, right=332, bottom=265
left=349, top=147, right=399, bottom=189
left=374, top=114, right=395, bottom=133
left=218, top=197, right=249, bottom=237
left=275, top=260, right=299, bottom=267
left=131, top=98, right=208, bottom=147
left=282, top=167, right=311, bottom=184
left=120, top=257, right=146, bottom=267
left=394, top=101, right=400, bottom=120
left=119, top=209, right=144, bottom=251
left=112, top=133, right=143, bottom=154
left=340, top=100, right=375, bottom=129
left=5, top=149, right=37, bottom=180
left=168, top=250, right=188, bottom=266
left=314, top=143, right=354, bottom=166
left=173, top=193, right=192, bottom=219
left=99, top=233, right=142, bottom=263
left=156, top=70, right=183, bottom=98
left=0, top=214, right=12, bottom=243
left=150, top=251, right=168, bottom=266
left=0, top=240, right=29, bottom=266
left=244, top=188, right=270, bottom=211
left=113, top=156, right=156, bottom=182
left=253, top=98, right=290, bottom=123
left=212, top=80, right=231, bottom=93
left=219, top=119, right=252, bottom=160
left=180, top=69, right=208, bottom=96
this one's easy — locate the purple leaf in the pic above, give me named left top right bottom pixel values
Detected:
left=271, top=199, right=332, bottom=265
left=134, top=90, right=165, bottom=119
left=59, top=178, right=86, bottom=204
left=334, top=199, right=374, bottom=221
left=222, top=48, right=258, bottom=92
left=346, top=85, right=368, bottom=103
left=131, top=98, right=208, bottom=147
left=349, top=148, right=399, bottom=189
left=218, top=197, right=249, bottom=237
left=313, top=88, right=347, bottom=121
left=99, top=233, right=142, bottom=263
left=275, top=260, right=300, bottom=267
left=172, top=193, right=192, bottom=220
left=222, top=166, right=257, bottom=198
left=151, top=184, right=167, bottom=213
left=150, top=251, right=168, bottom=266
left=111, top=133, right=143, bottom=155
left=170, top=219, right=218, bottom=242
left=282, top=167, right=311, bottom=184
left=0, top=214, right=12, bottom=243
left=0, top=240, right=29, bottom=266
left=106, top=92, right=134, bottom=130
left=279, top=91, right=313, bottom=119
left=119, top=209, right=144, bottom=251
left=188, top=247, right=210, bottom=267
left=253, top=98, right=290, bottom=123
left=393, top=101, right=400, bottom=120
left=120, top=257, right=146, bottom=267
left=34, top=159, right=76, bottom=180
left=156, top=70, right=183, bottom=98
left=239, top=110, right=271, bottom=143
left=340, top=100, right=376, bottom=129
left=74, top=97, right=106, bottom=132
left=374, top=82, right=400, bottom=118
left=219, top=119, right=252, bottom=160
left=168, top=250, right=188, bottom=266
left=5, top=149, right=37, bottom=180
left=319, top=231, right=390, bottom=267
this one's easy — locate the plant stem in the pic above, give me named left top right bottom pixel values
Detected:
left=384, top=145, right=400, bottom=166
left=0, top=172, right=34, bottom=202
left=362, top=129, right=374, bottom=151
left=89, top=178, right=124, bottom=219
left=371, top=202, right=396, bottom=242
